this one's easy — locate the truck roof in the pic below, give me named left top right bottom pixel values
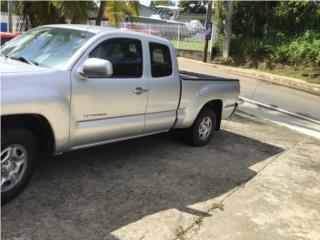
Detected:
left=44, top=24, right=171, bottom=44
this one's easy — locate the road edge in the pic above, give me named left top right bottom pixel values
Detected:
left=238, top=97, right=320, bottom=125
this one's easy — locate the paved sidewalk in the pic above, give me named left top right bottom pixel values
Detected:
left=2, top=114, right=319, bottom=240
left=178, top=57, right=320, bottom=96
left=181, top=115, right=320, bottom=240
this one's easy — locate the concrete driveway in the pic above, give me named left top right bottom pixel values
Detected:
left=2, top=113, right=320, bottom=240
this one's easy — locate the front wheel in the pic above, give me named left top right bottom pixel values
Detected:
left=1, top=127, right=38, bottom=204
left=187, top=107, right=217, bottom=147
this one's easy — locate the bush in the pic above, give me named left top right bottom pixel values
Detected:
left=229, top=30, right=320, bottom=67
left=215, top=1, right=320, bottom=68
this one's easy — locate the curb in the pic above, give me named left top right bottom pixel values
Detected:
left=178, top=57, right=320, bottom=96
left=239, top=97, right=320, bottom=125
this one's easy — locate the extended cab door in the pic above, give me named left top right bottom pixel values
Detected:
left=70, top=37, right=149, bottom=148
left=144, top=41, right=180, bottom=132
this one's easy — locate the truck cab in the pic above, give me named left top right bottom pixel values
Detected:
left=69, top=31, right=181, bottom=148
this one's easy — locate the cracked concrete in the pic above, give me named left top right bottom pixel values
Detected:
left=1, top=113, right=319, bottom=240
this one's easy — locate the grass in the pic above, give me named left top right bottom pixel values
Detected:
left=171, top=41, right=204, bottom=51
left=173, top=203, right=224, bottom=240
left=177, top=14, right=207, bottom=24
left=264, top=67, right=320, bottom=84
left=214, top=57, right=320, bottom=84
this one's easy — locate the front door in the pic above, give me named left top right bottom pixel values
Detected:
left=70, top=37, right=148, bottom=148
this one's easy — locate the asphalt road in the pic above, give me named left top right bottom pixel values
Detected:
left=2, top=114, right=319, bottom=240
left=178, top=58, right=320, bottom=121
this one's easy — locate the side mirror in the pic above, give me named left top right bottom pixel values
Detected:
left=81, top=58, right=113, bottom=78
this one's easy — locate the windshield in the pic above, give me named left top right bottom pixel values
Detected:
left=1, top=27, right=95, bottom=68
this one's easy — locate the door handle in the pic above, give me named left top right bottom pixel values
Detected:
left=133, top=87, right=148, bottom=95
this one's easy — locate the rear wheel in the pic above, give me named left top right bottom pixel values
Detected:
left=1, top=127, right=38, bottom=204
left=187, top=107, right=217, bottom=147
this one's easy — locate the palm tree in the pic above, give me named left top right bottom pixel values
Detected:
left=96, top=1, right=107, bottom=26
left=15, top=1, right=92, bottom=31
left=96, top=0, right=139, bottom=27
left=53, top=1, right=91, bottom=24
left=16, top=1, right=60, bottom=30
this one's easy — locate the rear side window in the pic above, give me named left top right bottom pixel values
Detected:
left=149, top=42, right=172, bottom=78
left=89, top=38, right=142, bottom=78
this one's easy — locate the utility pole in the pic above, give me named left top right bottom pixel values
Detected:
left=8, top=0, right=13, bottom=32
left=203, top=0, right=213, bottom=62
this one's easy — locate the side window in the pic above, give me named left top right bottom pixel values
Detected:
left=89, top=38, right=142, bottom=78
left=149, top=42, right=172, bottom=78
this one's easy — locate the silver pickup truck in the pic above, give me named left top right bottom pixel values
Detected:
left=1, top=25, right=239, bottom=203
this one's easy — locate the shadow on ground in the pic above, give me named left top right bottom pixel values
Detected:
left=1, top=129, right=283, bottom=240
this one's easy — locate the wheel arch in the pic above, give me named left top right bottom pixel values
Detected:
left=199, top=99, right=223, bottom=130
left=1, top=114, right=55, bottom=154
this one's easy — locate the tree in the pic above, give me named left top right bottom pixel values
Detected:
left=223, top=1, right=233, bottom=59
left=95, top=0, right=139, bottom=27
left=1, top=1, right=8, bottom=12
left=16, top=1, right=62, bottom=30
left=213, top=1, right=320, bottom=67
left=230, top=1, right=320, bottom=38
left=150, top=0, right=175, bottom=8
left=179, top=1, right=207, bottom=13
left=15, top=1, right=92, bottom=30
left=96, top=1, right=106, bottom=25
left=272, top=1, right=320, bottom=35
left=231, top=1, right=277, bottom=38
left=53, top=1, right=92, bottom=24
left=195, top=5, right=206, bottom=14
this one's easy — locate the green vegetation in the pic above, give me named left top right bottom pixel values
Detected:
left=171, top=41, right=204, bottom=51
left=150, top=0, right=175, bottom=8
left=5, top=0, right=319, bottom=82
left=266, top=67, right=320, bottom=84
left=180, top=1, right=207, bottom=14
left=214, top=1, right=320, bottom=83
left=10, top=0, right=138, bottom=30
left=14, top=1, right=96, bottom=29
left=177, top=14, right=206, bottom=24
left=223, top=30, right=320, bottom=76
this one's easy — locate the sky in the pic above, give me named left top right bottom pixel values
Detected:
left=139, top=0, right=152, bottom=7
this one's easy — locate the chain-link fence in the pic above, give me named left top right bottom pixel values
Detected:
left=120, top=22, right=207, bottom=52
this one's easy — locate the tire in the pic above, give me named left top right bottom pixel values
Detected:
left=187, top=107, right=217, bottom=147
left=1, top=127, right=38, bottom=205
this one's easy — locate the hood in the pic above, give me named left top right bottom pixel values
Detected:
left=0, top=57, right=48, bottom=74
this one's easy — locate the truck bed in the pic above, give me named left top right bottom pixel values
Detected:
left=174, top=70, right=240, bottom=129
